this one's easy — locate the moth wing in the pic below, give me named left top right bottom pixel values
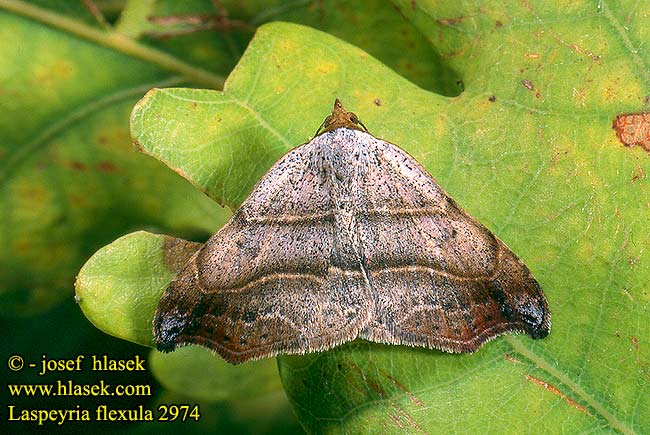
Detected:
left=356, top=136, right=550, bottom=352
left=154, top=140, right=372, bottom=363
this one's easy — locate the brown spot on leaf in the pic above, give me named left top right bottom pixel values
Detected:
left=629, top=335, right=650, bottom=380
left=382, top=370, right=424, bottom=407
left=495, top=20, right=503, bottom=28
left=437, top=16, right=464, bottom=26
left=388, top=404, right=429, bottom=435
left=69, top=161, right=88, bottom=171
left=442, top=46, right=470, bottom=59
left=96, top=161, right=119, bottom=173
left=163, top=237, right=202, bottom=273
left=338, top=361, right=368, bottom=396
left=526, top=53, right=540, bottom=59
left=568, top=43, right=601, bottom=61
left=521, top=80, right=541, bottom=98
left=503, top=353, right=522, bottom=364
left=96, top=134, right=108, bottom=145
left=410, top=0, right=417, bottom=10
left=525, top=375, right=592, bottom=416
left=613, top=112, right=650, bottom=151
left=631, top=165, right=645, bottom=183
left=368, top=380, right=387, bottom=398
left=388, top=412, right=406, bottom=429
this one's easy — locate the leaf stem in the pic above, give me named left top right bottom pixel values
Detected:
left=0, top=0, right=225, bottom=89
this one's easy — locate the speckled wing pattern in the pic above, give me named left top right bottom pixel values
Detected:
left=154, top=128, right=550, bottom=364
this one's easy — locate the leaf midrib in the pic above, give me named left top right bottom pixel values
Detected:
left=296, top=338, right=638, bottom=435
left=507, top=337, right=638, bottom=435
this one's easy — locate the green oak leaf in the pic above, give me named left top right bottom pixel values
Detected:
left=149, top=345, right=282, bottom=402
left=84, top=8, right=649, bottom=435
left=218, top=0, right=459, bottom=94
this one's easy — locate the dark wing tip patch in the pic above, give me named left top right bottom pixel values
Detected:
left=153, top=309, right=185, bottom=353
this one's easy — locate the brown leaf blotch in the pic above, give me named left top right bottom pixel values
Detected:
left=437, top=16, right=465, bottom=26
left=525, top=375, right=592, bottom=416
left=96, top=161, right=119, bottom=173
left=613, top=112, right=650, bottom=152
left=69, top=161, right=88, bottom=171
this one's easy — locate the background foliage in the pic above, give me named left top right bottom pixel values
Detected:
left=2, top=1, right=649, bottom=434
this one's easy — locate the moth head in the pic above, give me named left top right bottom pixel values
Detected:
left=315, top=99, right=368, bottom=136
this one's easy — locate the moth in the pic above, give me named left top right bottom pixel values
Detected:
left=154, top=99, right=551, bottom=364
